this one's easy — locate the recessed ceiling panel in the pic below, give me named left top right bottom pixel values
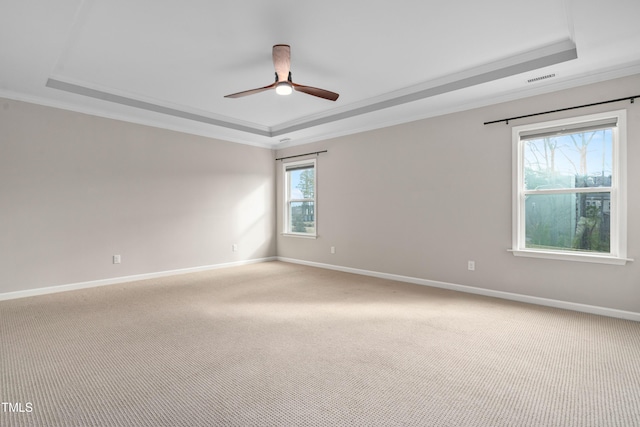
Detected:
left=1, top=0, right=640, bottom=147
left=51, top=0, right=572, bottom=125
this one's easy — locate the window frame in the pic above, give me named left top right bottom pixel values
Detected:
left=282, top=158, right=317, bottom=239
left=511, top=110, right=630, bottom=265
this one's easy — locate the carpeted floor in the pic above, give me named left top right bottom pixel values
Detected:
left=1, top=261, right=639, bottom=426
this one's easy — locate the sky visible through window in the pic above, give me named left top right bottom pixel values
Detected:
left=524, top=129, right=612, bottom=190
left=289, top=168, right=314, bottom=199
left=290, top=170, right=304, bottom=199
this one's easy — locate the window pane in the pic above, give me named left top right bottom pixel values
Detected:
left=289, top=167, right=314, bottom=199
left=289, top=201, right=315, bottom=234
left=523, top=129, right=612, bottom=190
left=525, top=192, right=610, bottom=253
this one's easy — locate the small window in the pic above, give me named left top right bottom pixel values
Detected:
left=511, top=110, right=629, bottom=264
left=283, top=159, right=316, bottom=237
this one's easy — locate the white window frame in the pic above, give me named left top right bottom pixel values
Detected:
left=511, top=110, right=630, bottom=265
left=282, top=158, right=317, bottom=239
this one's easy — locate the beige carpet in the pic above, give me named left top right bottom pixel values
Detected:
left=1, top=261, right=639, bottom=426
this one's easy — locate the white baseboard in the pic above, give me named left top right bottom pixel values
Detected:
left=0, top=257, right=277, bottom=302
left=278, top=257, right=640, bottom=322
left=4, top=256, right=638, bottom=322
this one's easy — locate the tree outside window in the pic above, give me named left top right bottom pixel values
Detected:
left=284, top=159, right=316, bottom=236
left=523, top=129, right=612, bottom=252
left=512, top=110, right=628, bottom=264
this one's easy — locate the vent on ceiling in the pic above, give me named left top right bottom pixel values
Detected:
left=527, top=73, right=556, bottom=83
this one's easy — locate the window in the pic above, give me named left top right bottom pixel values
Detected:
left=283, top=159, right=316, bottom=237
left=512, top=110, right=629, bottom=264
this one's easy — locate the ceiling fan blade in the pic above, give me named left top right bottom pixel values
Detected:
left=272, top=44, right=291, bottom=82
left=224, top=82, right=277, bottom=98
left=292, top=83, right=339, bottom=101
left=224, top=44, right=338, bottom=101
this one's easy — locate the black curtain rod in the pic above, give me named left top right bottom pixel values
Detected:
left=484, top=95, right=638, bottom=126
left=275, top=150, right=328, bottom=161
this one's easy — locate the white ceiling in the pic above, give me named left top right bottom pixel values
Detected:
left=2, top=0, right=640, bottom=149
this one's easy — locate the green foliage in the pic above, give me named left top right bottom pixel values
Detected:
left=292, top=217, right=307, bottom=232
left=525, top=192, right=610, bottom=253
left=572, top=204, right=609, bottom=252
left=296, top=170, right=314, bottom=198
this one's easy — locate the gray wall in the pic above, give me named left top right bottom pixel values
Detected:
left=276, top=74, right=640, bottom=313
left=0, top=99, right=276, bottom=293
left=2, top=74, right=638, bottom=313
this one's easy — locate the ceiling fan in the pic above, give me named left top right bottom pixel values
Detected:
left=224, top=44, right=339, bottom=101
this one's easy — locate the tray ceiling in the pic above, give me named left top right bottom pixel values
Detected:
left=2, top=0, right=640, bottom=148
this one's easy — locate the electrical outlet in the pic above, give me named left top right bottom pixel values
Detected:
left=468, top=260, right=475, bottom=271
left=330, top=246, right=336, bottom=254
left=232, top=244, right=238, bottom=252
left=113, top=254, right=122, bottom=264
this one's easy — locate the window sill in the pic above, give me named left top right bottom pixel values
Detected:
left=509, top=249, right=633, bottom=265
left=281, top=233, right=317, bottom=240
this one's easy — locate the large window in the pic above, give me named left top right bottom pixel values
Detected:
left=512, top=110, right=628, bottom=264
left=283, top=159, right=316, bottom=237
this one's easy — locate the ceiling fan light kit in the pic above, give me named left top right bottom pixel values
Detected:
left=275, top=81, right=293, bottom=96
left=224, top=44, right=339, bottom=101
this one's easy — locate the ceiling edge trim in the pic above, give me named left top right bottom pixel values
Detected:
left=270, top=39, right=577, bottom=137
left=45, top=78, right=272, bottom=137
left=0, top=89, right=275, bottom=149
left=273, top=63, right=640, bottom=150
